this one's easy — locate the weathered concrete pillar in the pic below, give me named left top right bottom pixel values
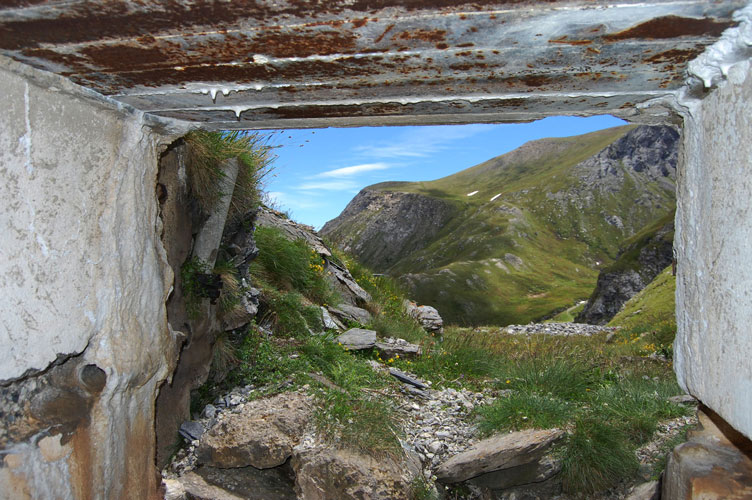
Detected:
left=0, top=56, right=178, bottom=499
left=674, top=12, right=752, bottom=442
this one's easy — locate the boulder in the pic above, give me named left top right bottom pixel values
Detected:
left=663, top=409, right=752, bottom=499
left=292, top=443, right=418, bottom=500
left=164, top=465, right=298, bottom=500
left=328, top=304, right=372, bottom=325
left=405, top=301, right=444, bottom=334
left=435, top=428, right=564, bottom=483
left=196, top=392, right=311, bottom=469
left=335, top=328, right=377, bottom=350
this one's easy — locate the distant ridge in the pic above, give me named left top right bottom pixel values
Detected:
left=322, top=125, right=678, bottom=326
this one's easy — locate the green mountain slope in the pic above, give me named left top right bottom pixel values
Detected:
left=322, top=125, right=678, bottom=326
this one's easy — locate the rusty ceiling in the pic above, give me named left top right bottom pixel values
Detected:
left=0, top=1, right=744, bottom=129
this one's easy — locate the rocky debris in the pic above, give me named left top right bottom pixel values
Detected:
left=405, top=300, right=444, bottom=334
left=292, top=441, right=419, bottom=500
left=663, top=409, right=752, bottom=499
left=389, top=368, right=429, bottom=390
left=400, top=386, right=490, bottom=473
left=335, top=328, right=377, bottom=350
left=328, top=303, right=373, bottom=325
left=636, top=415, right=697, bottom=470
left=435, top=428, right=564, bottom=484
left=625, top=480, right=660, bottom=500
left=375, top=337, right=422, bottom=358
left=196, top=392, right=311, bottom=469
left=504, top=322, right=618, bottom=336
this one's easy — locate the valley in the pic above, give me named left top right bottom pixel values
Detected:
left=322, top=125, right=678, bottom=326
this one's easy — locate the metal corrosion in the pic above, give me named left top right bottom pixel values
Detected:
left=0, top=0, right=744, bottom=128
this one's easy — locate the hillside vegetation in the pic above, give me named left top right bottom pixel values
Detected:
left=322, top=125, right=678, bottom=326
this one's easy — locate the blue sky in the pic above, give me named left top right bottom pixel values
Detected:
left=263, top=115, right=627, bottom=229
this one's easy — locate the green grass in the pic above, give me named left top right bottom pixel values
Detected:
left=476, top=392, right=575, bottom=434
left=388, top=325, right=690, bottom=495
left=252, top=226, right=338, bottom=305
left=546, top=302, right=586, bottom=323
left=609, top=266, right=677, bottom=358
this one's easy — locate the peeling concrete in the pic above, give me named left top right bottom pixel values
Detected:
left=0, top=56, right=179, bottom=499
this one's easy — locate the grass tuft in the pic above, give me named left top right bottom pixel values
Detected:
left=476, top=392, right=574, bottom=434
left=560, top=418, right=639, bottom=494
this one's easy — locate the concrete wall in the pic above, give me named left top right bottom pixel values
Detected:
left=675, top=57, right=752, bottom=439
left=0, top=57, right=176, bottom=499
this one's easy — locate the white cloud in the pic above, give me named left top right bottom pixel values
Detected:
left=296, top=179, right=360, bottom=191
left=315, top=162, right=391, bottom=178
left=353, top=124, right=495, bottom=160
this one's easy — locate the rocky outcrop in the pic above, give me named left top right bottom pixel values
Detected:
left=321, top=188, right=457, bottom=271
left=577, top=216, right=674, bottom=325
left=257, top=207, right=371, bottom=307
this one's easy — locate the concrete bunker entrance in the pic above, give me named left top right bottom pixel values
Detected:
left=1, top=1, right=752, bottom=497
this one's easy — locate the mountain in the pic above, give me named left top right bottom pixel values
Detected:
left=576, top=212, right=674, bottom=325
left=321, top=125, right=678, bottom=326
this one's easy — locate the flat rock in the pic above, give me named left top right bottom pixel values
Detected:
left=435, top=428, right=564, bottom=483
left=336, top=328, right=376, bottom=350
left=389, top=368, right=428, bottom=390
left=328, top=304, right=372, bottom=325
left=668, top=394, right=697, bottom=405
left=179, top=421, right=205, bottom=441
left=292, top=443, right=418, bottom=500
left=468, top=455, right=561, bottom=491
left=196, top=392, right=311, bottom=469
left=375, top=338, right=422, bottom=358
